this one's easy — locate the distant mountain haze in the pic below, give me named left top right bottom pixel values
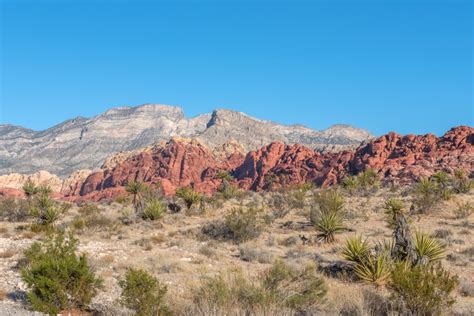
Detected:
left=0, top=104, right=373, bottom=177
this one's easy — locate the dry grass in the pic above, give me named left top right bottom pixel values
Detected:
left=0, top=185, right=472, bottom=315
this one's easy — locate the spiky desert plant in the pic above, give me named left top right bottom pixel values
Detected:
left=453, top=169, right=473, bottom=194
left=37, top=185, right=52, bottom=196
left=22, top=181, right=38, bottom=200
left=353, top=252, right=391, bottom=286
left=357, top=168, right=379, bottom=188
left=414, top=178, right=440, bottom=213
left=383, top=198, right=405, bottom=228
left=413, top=231, right=445, bottom=264
left=125, top=181, right=148, bottom=211
left=175, top=187, right=202, bottom=209
left=342, top=175, right=358, bottom=193
left=314, top=210, right=345, bottom=243
left=216, top=171, right=234, bottom=182
left=341, top=236, right=391, bottom=286
left=341, top=235, right=371, bottom=263
left=142, top=197, right=166, bottom=221
left=431, top=171, right=450, bottom=188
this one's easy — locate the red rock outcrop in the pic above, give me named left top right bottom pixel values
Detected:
left=70, top=138, right=245, bottom=201
left=348, top=126, right=473, bottom=184
left=12, top=126, right=471, bottom=202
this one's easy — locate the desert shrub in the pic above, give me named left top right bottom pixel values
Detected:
left=119, top=268, right=170, bottom=316
left=175, top=187, right=202, bottom=209
left=193, top=261, right=326, bottom=314
left=72, top=213, right=115, bottom=233
left=239, top=245, right=274, bottom=263
left=453, top=169, right=473, bottom=194
left=453, top=202, right=473, bottom=219
left=142, top=196, right=166, bottom=221
left=390, top=262, right=458, bottom=315
left=77, top=203, right=100, bottom=216
left=0, top=197, right=30, bottom=222
left=343, top=169, right=380, bottom=195
left=224, top=206, right=263, bottom=243
left=21, top=232, right=102, bottom=314
left=431, top=171, right=450, bottom=188
left=413, top=178, right=441, bottom=213
left=341, top=236, right=391, bottom=286
left=311, top=190, right=345, bottom=242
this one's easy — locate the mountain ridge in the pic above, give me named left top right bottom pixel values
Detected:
left=0, top=103, right=373, bottom=177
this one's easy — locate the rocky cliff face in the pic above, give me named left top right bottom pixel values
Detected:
left=0, top=104, right=372, bottom=177
left=66, top=126, right=472, bottom=201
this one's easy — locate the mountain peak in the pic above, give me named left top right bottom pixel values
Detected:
left=0, top=104, right=373, bottom=177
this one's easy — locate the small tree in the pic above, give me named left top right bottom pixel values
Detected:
left=119, top=268, right=170, bottom=315
left=21, top=232, right=102, bottom=314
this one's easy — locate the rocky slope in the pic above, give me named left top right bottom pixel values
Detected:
left=64, top=126, right=472, bottom=201
left=0, top=104, right=372, bottom=177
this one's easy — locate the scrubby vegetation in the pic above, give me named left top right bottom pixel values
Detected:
left=20, top=232, right=102, bottom=314
left=0, top=174, right=472, bottom=315
left=119, top=268, right=170, bottom=315
left=192, top=260, right=327, bottom=314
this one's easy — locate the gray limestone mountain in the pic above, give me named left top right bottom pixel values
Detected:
left=0, top=104, right=373, bottom=177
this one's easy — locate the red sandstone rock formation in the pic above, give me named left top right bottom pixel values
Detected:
left=2, top=126, right=471, bottom=202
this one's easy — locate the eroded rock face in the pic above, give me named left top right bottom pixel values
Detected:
left=349, top=126, right=474, bottom=184
left=0, top=171, right=62, bottom=191
left=74, top=138, right=246, bottom=199
left=2, top=126, right=472, bottom=202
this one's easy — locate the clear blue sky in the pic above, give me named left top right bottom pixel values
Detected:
left=0, top=0, right=472, bottom=136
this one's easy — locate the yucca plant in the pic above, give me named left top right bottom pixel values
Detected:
left=353, top=252, right=391, bottom=286
left=342, top=175, right=359, bottom=193
left=341, top=235, right=370, bottom=263
left=431, top=171, right=450, bottom=188
left=176, top=187, right=202, bottom=210
left=357, top=168, right=380, bottom=188
left=413, top=231, right=445, bottom=264
left=125, top=180, right=148, bottom=210
left=314, top=210, right=345, bottom=243
left=142, top=197, right=166, bottom=221
left=383, top=198, right=405, bottom=229
left=22, top=181, right=39, bottom=200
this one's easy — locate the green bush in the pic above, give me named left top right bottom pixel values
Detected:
left=125, top=180, right=149, bottom=211
left=119, top=268, right=170, bottom=316
left=21, top=232, right=102, bottom=314
left=413, top=178, right=440, bottom=213
left=390, top=263, right=458, bottom=315
left=225, top=206, right=263, bottom=243
left=175, top=187, right=202, bottom=209
left=453, top=169, right=473, bottom=194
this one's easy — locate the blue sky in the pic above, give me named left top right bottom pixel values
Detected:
left=0, top=0, right=472, bottom=136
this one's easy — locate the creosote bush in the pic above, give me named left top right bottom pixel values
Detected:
left=119, top=268, right=170, bottom=316
left=225, top=206, right=263, bottom=243
left=21, top=232, right=102, bottom=314
left=390, top=262, right=458, bottom=315
left=193, top=261, right=326, bottom=314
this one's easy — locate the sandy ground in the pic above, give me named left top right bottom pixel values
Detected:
left=0, top=187, right=473, bottom=315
